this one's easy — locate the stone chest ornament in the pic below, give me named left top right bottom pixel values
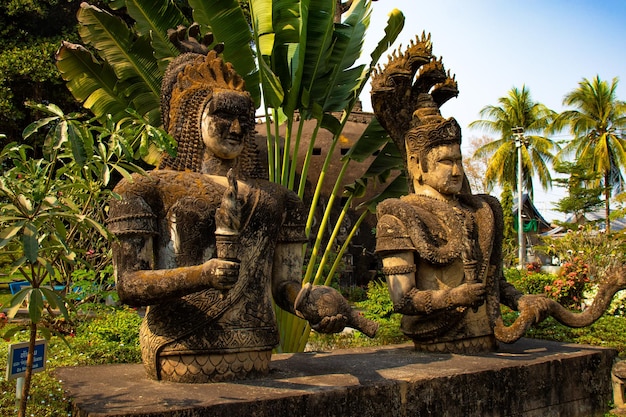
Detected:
left=371, top=32, right=626, bottom=353
left=107, top=27, right=377, bottom=383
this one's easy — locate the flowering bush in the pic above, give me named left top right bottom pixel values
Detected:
left=526, top=261, right=542, bottom=274
left=544, top=256, right=591, bottom=310
left=505, top=267, right=555, bottom=296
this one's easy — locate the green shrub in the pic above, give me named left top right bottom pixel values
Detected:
left=505, top=268, right=555, bottom=295
left=70, top=307, right=142, bottom=364
left=356, top=280, right=396, bottom=319
left=0, top=307, right=141, bottom=416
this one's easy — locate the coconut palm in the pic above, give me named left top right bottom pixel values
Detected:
left=469, top=85, right=559, bottom=197
left=552, top=76, right=626, bottom=233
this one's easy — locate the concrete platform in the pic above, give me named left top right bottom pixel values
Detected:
left=56, top=338, right=617, bottom=417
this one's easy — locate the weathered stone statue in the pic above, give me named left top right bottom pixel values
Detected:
left=108, top=33, right=376, bottom=383
left=370, top=33, right=626, bottom=353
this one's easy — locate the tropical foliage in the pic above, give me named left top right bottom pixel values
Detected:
left=0, top=0, right=88, bottom=148
left=0, top=103, right=148, bottom=417
left=56, top=0, right=407, bottom=351
left=469, top=85, right=559, bottom=197
left=551, top=160, right=603, bottom=226
left=552, top=76, right=626, bottom=233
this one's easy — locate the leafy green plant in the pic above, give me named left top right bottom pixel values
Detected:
left=356, top=279, right=395, bottom=319
left=68, top=265, right=117, bottom=308
left=70, top=307, right=142, bottom=364
left=505, top=267, right=555, bottom=296
left=0, top=307, right=141, bottom=417
left=0, top=103, right=149, bottom=417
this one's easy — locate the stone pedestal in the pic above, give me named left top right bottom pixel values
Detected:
left=56, top=338, right=616, bottom=417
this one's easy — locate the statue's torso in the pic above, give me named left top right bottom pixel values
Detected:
left=377, top=194, right=499, bottom=352
left=111, top=170, right=305, bottom=377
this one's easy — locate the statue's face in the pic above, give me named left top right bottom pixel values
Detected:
left=411, top=143, right=464, bottom=197
left=201, top=92, right=251, bottom=160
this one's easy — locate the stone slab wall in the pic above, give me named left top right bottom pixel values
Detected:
left=56, top=338, right=616, bottom=417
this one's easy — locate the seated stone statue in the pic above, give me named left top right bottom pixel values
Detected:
left=370, top=34, right=626, bottom=353
left=107, top=37, right=375, bottom=383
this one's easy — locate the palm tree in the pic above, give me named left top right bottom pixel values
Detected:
left=552, top=76, right=626, bottom=233
left=469, top=85, right=559, bottom=197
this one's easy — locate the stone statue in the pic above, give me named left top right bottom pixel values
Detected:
left=370, top=33, right=626, bottom=353
left=107, top=31, right=377, bottom=383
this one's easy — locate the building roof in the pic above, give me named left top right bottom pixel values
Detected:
left=513, top=193, right=553, bottom=233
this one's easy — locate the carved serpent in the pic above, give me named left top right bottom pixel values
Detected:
left=494, top=266, right=626, bottom=344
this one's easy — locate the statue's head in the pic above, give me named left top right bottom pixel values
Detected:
left=159, top=49, right=264, bottom=179
left=370, top=33, right=469, bottom=196
left=404, top=94, right=464, bottom=197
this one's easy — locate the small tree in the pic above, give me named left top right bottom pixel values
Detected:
left=500, top=184, right=517, bottom=267
left=552, top=76, right=626, bottom=233
left=465, top=135, right=492, bottom=194
left=0, top=103, right=149, bottom=417
left=552, top=160, right=603, bottom=229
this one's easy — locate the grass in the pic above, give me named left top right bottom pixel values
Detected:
left=0, top=306, right=142, bottom=417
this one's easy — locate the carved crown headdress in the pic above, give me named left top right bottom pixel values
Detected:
left=371, top=33, right=459, bottom=168
left=158, top=27, right=264, bottom=178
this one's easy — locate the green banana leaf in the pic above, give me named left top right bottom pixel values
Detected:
left=124, top=0, right=189, bottom=72
left=299, top=0, right=335, bottom=115
left=56, top=42, right=131, bottom=123
left=189, top=0, right=261, bottom=106
left=77, top=4, right=161, bottom=99
left=317, top=0, right=370, bottom=112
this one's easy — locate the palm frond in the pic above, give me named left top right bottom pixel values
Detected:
left=189, top=0, right=260, bottom=106
left=77, top=4, right=161, bottom=98
left=125, top=0, right=188, bottom=71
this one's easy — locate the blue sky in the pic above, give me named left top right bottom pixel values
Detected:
left=359, top=0, right=626, bottom=221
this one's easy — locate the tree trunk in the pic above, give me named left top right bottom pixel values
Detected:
left=605, top=170, right=611, bottom=234
left=17, top=322, right=37, bottom=417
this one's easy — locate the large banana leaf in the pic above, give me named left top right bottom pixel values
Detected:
left=189, top=0, right=261, bottom=106
left=249, top=0, right=284, bottom=110
left=56, top=42, right=131, bottom=123
left=299, top=0, right=335, bottom=116
left=77, top=4, right=161, bottom=99
left=368, top=8, right=405, bottom=66
left=275, top=0, right=306, bottom=116
left=317, top=0, right=370, bottom=112
left=124, top=0, right=189, bottom=72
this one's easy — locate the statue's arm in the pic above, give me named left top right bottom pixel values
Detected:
left=271, top=241, right=304, bottom=314
left=382, top=251, right=484, bottom=314
left=109, top=193, right=237, bottom=306
left=112, top=234, right=238, bottom=306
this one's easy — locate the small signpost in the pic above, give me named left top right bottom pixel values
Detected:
left=6, top=339, right=48, bottom=399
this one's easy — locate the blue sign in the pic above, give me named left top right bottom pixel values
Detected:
left=6, top=340, right=47, bottom=380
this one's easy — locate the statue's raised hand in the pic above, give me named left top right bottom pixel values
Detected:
left=449, top=282, right=486, bottom=308
left=202, top=258, right=240, bottom=291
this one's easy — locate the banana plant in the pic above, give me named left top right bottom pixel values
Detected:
left=55, top=0, right=406, bottom=351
